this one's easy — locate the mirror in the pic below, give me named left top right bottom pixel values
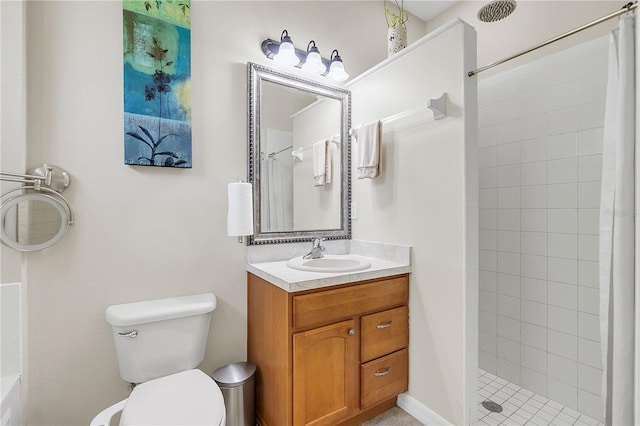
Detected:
left=248, top=62, right=351, bottom=244
left=0, top=192, right=71, bottom=251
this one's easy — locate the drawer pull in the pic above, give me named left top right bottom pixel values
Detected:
left=348, top=328, right=355, bottom=336
left=374, top=367, right=391, bottom=377
left=376, top=320, right=393, bottom=329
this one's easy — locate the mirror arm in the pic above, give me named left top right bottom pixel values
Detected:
left=0, top=164, right=70, bottom=193
left=0, top=171, right=46, bottom=189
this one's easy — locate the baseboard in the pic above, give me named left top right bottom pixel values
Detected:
left=397, top=393, right=451, bottom=425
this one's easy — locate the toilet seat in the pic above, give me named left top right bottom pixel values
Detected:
left=119, top=369, right=225, bottom=425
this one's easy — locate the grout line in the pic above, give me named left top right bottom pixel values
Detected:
left=476, top=369, right=603, bottom=426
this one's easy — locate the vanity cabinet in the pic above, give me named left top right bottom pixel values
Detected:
left=247, top=272, right=409, bottom=426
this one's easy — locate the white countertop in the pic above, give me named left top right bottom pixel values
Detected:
left=247, top=254, right=411, bottom=293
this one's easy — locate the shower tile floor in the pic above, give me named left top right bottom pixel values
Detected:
left=476, top=370, right=604, bottom=426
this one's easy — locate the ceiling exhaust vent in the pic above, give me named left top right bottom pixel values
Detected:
left=478, top=0, right=517, bottom=22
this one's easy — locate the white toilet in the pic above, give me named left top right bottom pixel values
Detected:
left=90, top=293, right=226, bottom=426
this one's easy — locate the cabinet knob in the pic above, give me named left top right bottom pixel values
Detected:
left=374, top=367, right=391, bottom=377
left=348, top=328, right=355, bottom=336
left=376, top=320, right=393, bottom=329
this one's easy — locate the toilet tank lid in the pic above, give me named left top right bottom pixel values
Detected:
left=105, top=293, right=217, bottom=327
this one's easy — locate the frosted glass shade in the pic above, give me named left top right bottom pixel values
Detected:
left=302, top=51, right=326, bottom=74
left=327, top=60, right=349, bottom=82
left=273, top=41, right=299, bottom=67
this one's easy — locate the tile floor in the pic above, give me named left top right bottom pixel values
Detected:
left=476, top=370, right=604, bottom=426
left=360, top=369, right=606, bottom=426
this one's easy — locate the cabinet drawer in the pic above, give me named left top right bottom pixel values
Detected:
left=293, top=276, right=408, bottom=330
left=360, top=348, right=408, bottom=409
left=361, top=306, right=408, bottom=362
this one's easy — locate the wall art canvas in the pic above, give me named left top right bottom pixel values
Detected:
left=123, top=0, right=191, bottom=168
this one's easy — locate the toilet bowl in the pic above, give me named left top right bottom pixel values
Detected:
left=90, top=293, right=225, bottom=426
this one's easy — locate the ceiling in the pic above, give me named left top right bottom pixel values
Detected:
left=403, top=0, right=461, bottom=22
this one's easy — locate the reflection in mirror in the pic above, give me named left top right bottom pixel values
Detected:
left=248, top=62, right=351, bottom=244
left=1, top=192, right=71, bottom=251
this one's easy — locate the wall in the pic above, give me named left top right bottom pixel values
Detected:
left=425, top=1, right=619, bottom=79
left=1, top=284, right=23, bottom=426
left=1, top=0, right=29, bottom=418
left=348, top=21, right=478, bottom=424
left=21, top=2, right=425, bottom=425
left=293, top=99, right=342, bottom=230
left=477, top=35, right=607, bottom=421
left=1, top=283, right=22, bottom=378
left=0, top=0, right=26, bottom=284
left=423, top=1, right=619, bottom=422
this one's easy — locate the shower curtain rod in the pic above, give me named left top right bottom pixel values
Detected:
left=468, top=1, right=637, bottom=77
left=267, top=145, right=293, bottom=159
left=290, top=139, right=340, bottom=153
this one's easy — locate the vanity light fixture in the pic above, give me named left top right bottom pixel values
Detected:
left=260, top=30, right=348, bottom=82
left=301, top=40, right=327, bottom=75
left=272, top=30, right=299, bottom=67
left=327, top=50, right=349, bottom=82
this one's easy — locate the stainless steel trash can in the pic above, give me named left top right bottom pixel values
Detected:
left=212, top=362, right=256, bottom=426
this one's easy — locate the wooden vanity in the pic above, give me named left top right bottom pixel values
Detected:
left=247, top=272, right=409, bottom=426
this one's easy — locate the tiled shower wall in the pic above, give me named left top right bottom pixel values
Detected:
left=477, top=36, right=607, bottom=421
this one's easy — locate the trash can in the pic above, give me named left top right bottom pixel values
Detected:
left=212, top=362, right=256, bottom=426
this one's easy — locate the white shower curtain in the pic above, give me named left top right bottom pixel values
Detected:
left=599, top=14, right=640, bottom=426
left=266, top=156, right=288, bottom=230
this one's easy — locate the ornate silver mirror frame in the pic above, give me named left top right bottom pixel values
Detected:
left=247, top=62, right=351, bottom=245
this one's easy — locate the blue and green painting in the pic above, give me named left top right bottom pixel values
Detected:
left=123, top=0, right=191, bottom=168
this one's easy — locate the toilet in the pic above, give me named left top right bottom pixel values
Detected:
left=90, top=293, right=226, bottom=426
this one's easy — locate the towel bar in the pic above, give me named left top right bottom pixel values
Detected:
left=350, top=93, right=448, bottom=136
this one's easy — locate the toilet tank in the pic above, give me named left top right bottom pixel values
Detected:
left=105, top=293, right=217, bottom=384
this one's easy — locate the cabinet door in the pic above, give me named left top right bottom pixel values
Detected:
left=293, top=320, right=357, bottom=426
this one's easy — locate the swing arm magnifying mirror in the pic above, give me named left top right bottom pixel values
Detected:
left=0, top=164, right=73, bottom=252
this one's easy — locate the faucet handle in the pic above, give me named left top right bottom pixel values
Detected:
left=317, top=238, right=326, bottom=254
left=304, top=238, right=326, bottom=259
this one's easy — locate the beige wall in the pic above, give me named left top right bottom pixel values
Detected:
left=13, top=1, right=621, bottom=425
left=426, top=0, right=620, bottom=79
left=348, top=21, right=478, bottom=424
left=21, top=2, right=425, bottom=425
left=0, top=1, right=29, bottom=417
left=1, top=0, right=26, bottom=284
left=292, top=99, right=342, bottom=230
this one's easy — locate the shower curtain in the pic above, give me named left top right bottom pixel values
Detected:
left=261, top=129, right=294, bottom=232
left=599, top=14, right=639, bottom=426
left=265, top=156, right=289, bottom=230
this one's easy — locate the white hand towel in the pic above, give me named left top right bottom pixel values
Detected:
left=325, top=142, right=333, bottom=185
left=355, top=120, right=381, bottom=179
left=313, top=140, right=329, bottom=186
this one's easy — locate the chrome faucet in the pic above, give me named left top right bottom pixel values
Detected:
left=303, top=238, right=325, bottom=259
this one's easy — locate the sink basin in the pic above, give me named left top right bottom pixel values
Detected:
left=286, top=255, right=372, bottom=273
